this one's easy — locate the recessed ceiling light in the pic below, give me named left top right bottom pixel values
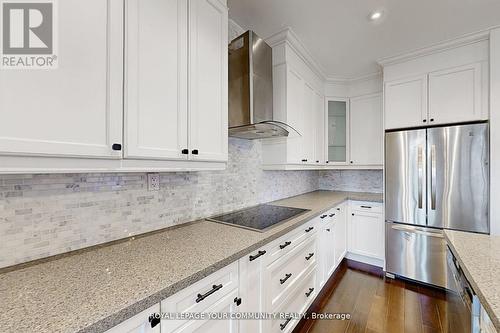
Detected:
left=369, top=10, right=384, bottom=21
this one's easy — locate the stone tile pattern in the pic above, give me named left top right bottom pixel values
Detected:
left=319, top=170, right=383, bottom=193
left=0, top=138, right=319, bottom=268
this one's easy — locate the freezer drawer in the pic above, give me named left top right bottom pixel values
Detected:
left=385, top=222, right=451, bottom=289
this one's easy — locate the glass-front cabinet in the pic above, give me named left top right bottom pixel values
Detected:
left=326, top=99, right=349, bottom=164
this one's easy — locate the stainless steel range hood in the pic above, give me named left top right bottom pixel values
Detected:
left=228, top=31, right=291, bottom=139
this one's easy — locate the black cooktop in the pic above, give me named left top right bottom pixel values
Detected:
left=207, top=204, right=310, bottom=232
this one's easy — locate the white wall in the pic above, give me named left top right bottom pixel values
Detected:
left=490, top=28, right=500, bottom=236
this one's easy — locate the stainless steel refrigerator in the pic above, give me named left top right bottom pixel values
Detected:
left=385, top=123, right=489, bottom=289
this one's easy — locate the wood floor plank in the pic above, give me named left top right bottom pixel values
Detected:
left=301, top=267, right=464, bottom=333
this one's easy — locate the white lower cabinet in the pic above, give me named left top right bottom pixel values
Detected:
left=161, top=262, right=239, bottom=333
left=107, top=200, right=382, bottom=333
left=348, top=202, right=384, bottom=261
left=105, top=304, right=160, bottom=333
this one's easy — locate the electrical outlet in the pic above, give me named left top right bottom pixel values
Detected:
left=147, top=173, right=160, bottom=191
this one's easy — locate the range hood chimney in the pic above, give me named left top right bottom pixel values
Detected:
left=228, top=31, right=293, bottom=139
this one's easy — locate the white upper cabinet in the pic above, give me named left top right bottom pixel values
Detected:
left=125, top=0, right=188, bottom=160
left=0, top=0, right=123, bottom=159
left=326, top=99, right=349, bottom=165
left=384, top=75, right=427, bottom=130
left=188, top=0, right=228, bottom=162
left=382, top=38, right=489, bottom=130
left=349, top=94, right=383, bottom=165
left=428, top=62, right=485, bottom=125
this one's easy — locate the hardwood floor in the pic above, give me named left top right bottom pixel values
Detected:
left=295, top=261, right=469, bottom=333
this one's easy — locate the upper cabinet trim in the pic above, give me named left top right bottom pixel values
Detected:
left=378, top=29, right=491, bottom=67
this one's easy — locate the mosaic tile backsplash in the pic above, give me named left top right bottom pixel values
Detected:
left=0, top=138, right=383, bottom=268
left=319, top=170, right=383, bottom=193
left=0, top=139, right=320, bottom=268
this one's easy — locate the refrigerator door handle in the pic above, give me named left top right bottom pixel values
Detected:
left=418, top=145, right=424, bottom=209
left=430, top=144, right=437, bottom=210
left=390, top=224, right=444, bottom=238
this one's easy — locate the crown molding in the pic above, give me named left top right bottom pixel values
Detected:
left=377, top=27, right=496, bottom=67
left=265, top=27, right=328, bottom=81
left=326, top=71, right=382, bottom=84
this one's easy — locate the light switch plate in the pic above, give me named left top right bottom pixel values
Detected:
left=147, top=173, right=160, bottom=191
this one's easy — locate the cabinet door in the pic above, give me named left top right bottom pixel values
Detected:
left=349, top=211, right=384, bottom=259
left=428, top=62, right=485, bottom=125
left=314, top=90, right=325, bottom=164
left=105, top=304, right=160, bottom=333
left=302, top=83, right=316, bottom=163
left=349, top=94, right=383, bottom=165
left=334, top=204, right=347, bottom=265
left=384, top=75, right=427, bottom=130
left=170, top=289, right=239, bottom=333
left=124, top=0, right=188, bottom=160
left=286, top=68, right=305, bottom=163
left=326, top=99, right=349, bottom=164
left=188, top=0, right=228, bottom=162
left=323, top=223, right=336, bottom=278
left=238, top=248, right=267, bottom=333
left=0, top=0, right=123, bottom=158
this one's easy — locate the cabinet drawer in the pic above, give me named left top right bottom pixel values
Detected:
left=350, top=201, right=383, bottom=214
left=271, top=267, right=317, bottom=333
left=160, top=261, right=238, bottom=325
left=266, top=217, right=319, bottom=264
left=267, top=236, right=316, bottom=308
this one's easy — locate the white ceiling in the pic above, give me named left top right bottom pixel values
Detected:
left=228, top=0, right=500, bottom=79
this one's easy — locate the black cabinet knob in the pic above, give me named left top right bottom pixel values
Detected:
left=181, top=149, right=189, bottom=154
left=352, top=213, right=355, bottom=216
left=316, top=160, right=319, bottom=163
left=326, top=161, right=329, bottom=164
left=423, top=119, right=427, bottom=123
left=301, top=159, right=308, bottom=162
left=305, top=287, right=315, bottom=297
left=337, top=208, right=340, bottom=211
left=149, top=314, right=160, bottom=328
left=305, top=226, right=314, bottom=233
left=192, top=149, right=199, bottom=155
left=329, top=214, right=335, bottom=217
left=234, top=297, right=242, bottom=306
left=112, top=143, right=122, bottom=151
left=350, top=161, right=353, bottom=164
left=326, top=228, right=331, bottom=232
left=320, top=215, right=328, bottom=219
left=430, top=118, right=435, bottom=122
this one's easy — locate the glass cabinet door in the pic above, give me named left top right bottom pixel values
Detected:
left=327, top=100, right=348, bottom=163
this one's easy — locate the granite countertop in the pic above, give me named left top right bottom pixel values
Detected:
left=0, top=190, right=382, bottom=333
left=444, top=230, right=500, bottom=331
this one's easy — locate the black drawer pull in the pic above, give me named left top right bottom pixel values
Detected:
left=305, top=226, right=314, bottom=233
left=305, top=252, right=314, bottom=260
left=329, top=214, right=335, bottom=217
left=320, top=214, right=328, bottom=219
left=196, top=284, right=223, bottom=303
left=361, top=205, right=372, bottom=209
left=234, top=297, right=242, bottom=306
left=249, top=250, right=266, bottom=261
left=305, top=287, right=315, bottom=297
left=192, top=149, right=199, bottom=155
left=112, top=143, right=122, bottom=151
left=301, top=159, right=308, bottom=162
left=148, top=314, right=160, bottom=328
left=280, top=273, right=292, bottom=285
left=279, top=241, right=291, bottom=250
left=280, top=317, right=292, bottom=330
left=181, top=149, right=189, bottom=154
left=326, top=228, right=331, bottom=232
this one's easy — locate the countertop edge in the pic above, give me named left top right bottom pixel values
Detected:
left=443, top=231, right=500, bottom=332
